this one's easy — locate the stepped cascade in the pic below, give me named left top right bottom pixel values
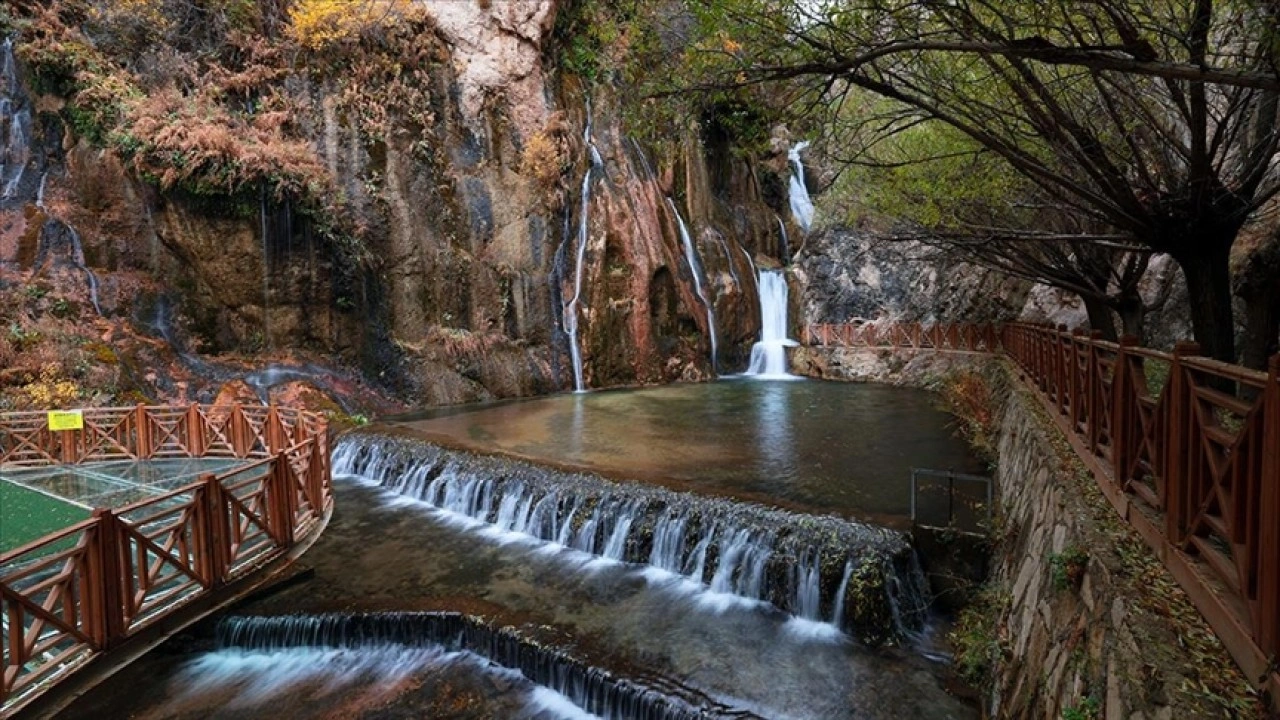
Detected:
left=745, top=270, right=798, bottom=378
left=332, top=433, right=930, bottom=645
left=214, top=612, right=750, bottom=720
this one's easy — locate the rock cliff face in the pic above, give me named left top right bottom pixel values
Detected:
left=0, top=1, right=795, bottom=407
left=793, top=228, right=1033, bottom=326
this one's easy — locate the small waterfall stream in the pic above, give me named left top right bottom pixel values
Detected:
left=211, top=613, right=748, bottom=720
left=1, top=38, right=32, bottom=201
left=745, top=270, right=797, bottom=378
left=34, top=219, right=102, bottom=315
left=788, top=141, right=815, bottom=233
left=563, top=107, right=603, bottom=392
left=668, top=199, right=719, bottom=373
left=333, top=434, right=929, bottom=644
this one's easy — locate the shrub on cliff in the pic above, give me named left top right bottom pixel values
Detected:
left=287, top=0, right=417, bottom=52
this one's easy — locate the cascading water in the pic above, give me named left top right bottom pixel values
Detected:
left=788, top=141, right=815, bottom=232
left=562, top=106, right=603, bottom=392
left=745, top=270, right=798, bottom=378
left=668, top=199, right=719, bottom=373
left=211, top=613, right=745, bottom=720
left=34, top=219, right=102, bottom=315
left=1, top=38, right=32, bottom=202
left=332, top=433, right=929, bottom=643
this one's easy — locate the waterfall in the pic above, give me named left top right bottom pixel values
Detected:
left=67, top=227, right=102, bottom=316
left=35, top=171, right=46, bottom=209
left=667, top=199, right=719, bottom=373
left=37, top=220, right=102, bottom=316
left=333, top=433, right=928, bottom=643
left=563, top=106, right=602, bottom=392
left=788, top=141, right=815, bottom=232
left=1, top=37, right=31, bottom=201
left=211, top=613, right=741, bottom=720
left=745, top=270, right=797, bottom=378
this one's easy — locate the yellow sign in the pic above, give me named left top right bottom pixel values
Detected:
left=47, top=410, right=84, bottom=432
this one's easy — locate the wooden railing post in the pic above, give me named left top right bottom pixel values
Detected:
left=1069, top=329, right=1084, bottom=430
left=134, top=404, right=151, bottom=459
left=89, top=508, right=127, bottom=650
left=1086, top=330, right=1102, bottom=452
left=201, top=473, right=230, bottom=586
left=1110, top=336, right=1138, bottom=484
left=1257, top=354, right=1280, bottom=657
left=1164, top=341, right=1201, bottom=542
left=186, top=404, right=205, bottom=458
left=269, top=453, right=295, bottom=546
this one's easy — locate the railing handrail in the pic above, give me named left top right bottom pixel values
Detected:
left=808, top=320, right=1280, bottom=703
left=0, top=404, right=332, bottom=716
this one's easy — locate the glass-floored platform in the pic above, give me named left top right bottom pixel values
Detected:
left=0, top=458, right=250, bottom=552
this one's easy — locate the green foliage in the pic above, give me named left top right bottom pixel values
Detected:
left=948, top=584, right=1009, bottom=688
left=1049, top=545, right=1089, bottom=591
left=1061, top=695, right=1101, bottom=720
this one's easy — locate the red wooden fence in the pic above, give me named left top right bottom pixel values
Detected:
left=806, top=321, right=1280, bottom=699
left=0, top=405, right=332, bottom=716
left=803, top=322, right=1003, bottom=351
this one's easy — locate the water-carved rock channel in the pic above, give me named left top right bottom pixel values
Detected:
left=63, top=382, right=982, bottom=719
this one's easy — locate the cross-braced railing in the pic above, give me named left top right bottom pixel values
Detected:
left=803, top=321, right=1003, bottom=351
left=806, top=321, right=1280, bottom=699
left=1000, top=324, right=1280, bottom=697
left=0, top=404, right=332, bottom=716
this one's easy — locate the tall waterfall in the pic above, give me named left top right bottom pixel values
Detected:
left=563, top=108, right=602, bottom=392
left=788, top=141, right=815, bottom=232
left=745, top=270, right=797, bottom=378
left=1, top=38, right=32, bottom=201
left=332, top=434, right=929, bottom=645
left=668, top=199, right=718, bottom=373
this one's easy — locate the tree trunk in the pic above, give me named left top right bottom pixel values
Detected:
left=1173, top=244, right=1236, bottom=364
left=1115, top=294, right=1146, bottom=343
left=1237, top=231, right=1280, bottom=371
left=1082, top=296, right=1118, bottom=340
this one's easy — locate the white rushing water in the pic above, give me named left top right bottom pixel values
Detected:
left=330, top=436, right=928, bottom=639
left=668, top=199, right=719, bottom=373
left=563, top=107, right=603, bottom=392
left=175, top=643, right=601, bottom=720
left=745, top=269, right=798, bottom=378
left=1, top=38, right=32, bottom=201
left=788, top=141, right=815, bottom=232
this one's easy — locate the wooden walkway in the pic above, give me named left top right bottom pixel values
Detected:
left=0, top=405, right=332, bottom=718
left=807, top=321, right=1280, bottom=703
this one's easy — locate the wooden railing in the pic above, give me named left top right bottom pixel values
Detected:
left=0, top=405, right=332, bottom=716
left=807, top=321, right=1280, bottom=698
left=1001, top=324, right=1280, bottom=694
left=803, top=322, right=1003, bottom=352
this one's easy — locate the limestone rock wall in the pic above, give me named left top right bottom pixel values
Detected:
left=1, top=1, right=794, bottom=404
